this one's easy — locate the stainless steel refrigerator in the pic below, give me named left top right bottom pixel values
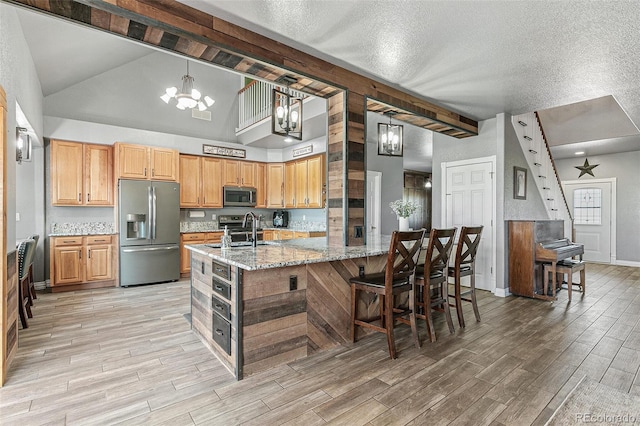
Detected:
left=119, top=179, right=180, bottom=286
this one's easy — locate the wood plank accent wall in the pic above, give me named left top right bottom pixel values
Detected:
left=9, top=0, right=479, bottom=246
left=306, top=254, right=387, bottom=352
left=327, top=92, right=346, bottom=245
left=0, top=85, right=12, bottom=387
left=242, top=266, right=307, bottom=377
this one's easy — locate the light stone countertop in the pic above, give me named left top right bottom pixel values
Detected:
left=186, top=235, right=391, bottom=271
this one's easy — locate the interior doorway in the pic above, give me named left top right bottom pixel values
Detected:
left=441, top=156, right=496, bottom=293
left=563, top=178, right=616, bottom=264
left=366, top=171, right=381, bottom=235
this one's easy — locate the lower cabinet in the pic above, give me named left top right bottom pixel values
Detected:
left=50, top=235, right=115, bottom=288
left=180, top=232, right=223, bottom=275
left=263, top=230, right=326, bottom=240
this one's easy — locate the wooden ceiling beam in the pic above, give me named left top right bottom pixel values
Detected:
left=9, top=0, right=479, bottom=138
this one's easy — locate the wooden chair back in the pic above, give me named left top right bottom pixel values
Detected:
left=385, top=229, right=426, bottom=289
left=423, top=228, right=457, bottom=276
left=454, top=226, right=483, bottom=268
left=18, top=239, right=35, bottom=280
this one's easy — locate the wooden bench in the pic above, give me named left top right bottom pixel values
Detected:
left=544, top=259, right=585, bottom=302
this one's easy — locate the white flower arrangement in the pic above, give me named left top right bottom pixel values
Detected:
left=389, top=199, right=419, bottom=218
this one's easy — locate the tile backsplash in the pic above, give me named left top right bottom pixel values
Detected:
left=51, top=222, right=115, bottom=235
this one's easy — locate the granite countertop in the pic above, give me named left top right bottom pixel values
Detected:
left=262, top=227, right=327, bottom=233
left=186, top=235, right=391, bottom=271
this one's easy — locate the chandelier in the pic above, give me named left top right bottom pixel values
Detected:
left=161, top=60, right=214, bottom=111
left=378, top=112, right=403, bottom=156
left=272, top=76, right=303, bottom=142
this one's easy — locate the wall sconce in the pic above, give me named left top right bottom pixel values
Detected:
left=378, top=112, right=403, bottom=156
left=424, top=178, right=432, bottom=188
left=16, top=127, right=31, bottom=164
left=272, top=75, right=303, bottom=142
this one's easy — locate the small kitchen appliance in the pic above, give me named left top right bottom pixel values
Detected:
left=272, top=210, right=289, bottom=228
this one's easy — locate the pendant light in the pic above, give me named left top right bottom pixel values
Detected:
left=161, top=60, right=215, bottom=111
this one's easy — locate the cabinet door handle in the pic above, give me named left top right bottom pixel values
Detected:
left=79, top=250, right=82, bottom=259
left=152, top=169, right=155, bottom=177
left=88, top=249, right=91, bottom=259
left=215, top=329, right=224, bottom=336
left=78, top=193, right=81, bottom=202
left=214, top=304, right=224, bottom=310
left=214, top=284, right=224, bottom=291
left=197, top=196, right=199, bottom=204
left=87, top=193, right=90, bottom=202
left=63, top=240, right=76, bottom=243
left=144, top=167, right=147, bottom=176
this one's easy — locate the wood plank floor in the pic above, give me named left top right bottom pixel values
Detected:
left=1, top=263, right=639, bottom=425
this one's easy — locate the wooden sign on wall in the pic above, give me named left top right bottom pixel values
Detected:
left=202, top=144, right=246, bottom=158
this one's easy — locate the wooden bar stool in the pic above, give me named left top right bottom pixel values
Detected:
left=350, top=229, right=426, bottom=359
left=545, top=259, right=585, bottom=302
left=415, top=227, right=457, bottom=342
left=448, top=226, right=483, bottom=328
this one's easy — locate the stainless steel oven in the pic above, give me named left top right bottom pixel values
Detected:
left=223, top=186, right=256, bottom=207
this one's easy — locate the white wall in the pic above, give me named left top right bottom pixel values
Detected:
left=555, top=150, right=640, bottom=263
left=0, top=3, right=44, bottom=264
left=365, top=112, right=405, bottom=235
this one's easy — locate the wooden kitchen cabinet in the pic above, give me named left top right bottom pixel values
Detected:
left=51, top=140, right=113, bottom=206
left=255, top=162, right=267, bottom=208
left=179, top=155, right=201, bottom=207
left=179, top=155, right=223, bottom=208
left=50, top=235, right=115, bottom=289
left=293, top=231, right=326, bottom=239
left=180, top=232, right=224, bottom=275
left=283, top=154, right=325, bottom=209
left=223, top=159, right=256, bottom=187
left=114, top=142, right=178, bottom=181
left=267, top=163, right=285, bottom=208
left=284, top=162, right=296, bottom=208
left=201, top=158, right=223, bottom=207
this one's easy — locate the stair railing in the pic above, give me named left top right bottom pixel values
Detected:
left=512, top=112, right=573, bottom=236
left=237, top=80, right=307, bottom=132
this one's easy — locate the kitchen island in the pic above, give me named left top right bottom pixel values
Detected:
left=186, top=236, right=391, bottom=379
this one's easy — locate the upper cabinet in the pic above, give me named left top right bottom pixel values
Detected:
left=51, top=139, right=113, bottom=206
left=223, top=159, right=256, bottom=187
left=266, top=163, right=284, bottom=208
left=179, top=154, right=223, bottom=208
left=255, top=162, right=267, bottom=208
left=114, top=142, right=178, bottom=181
left=284, top=154, right=326, bottom=209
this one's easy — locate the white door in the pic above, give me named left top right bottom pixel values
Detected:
left=563, top=181, right=612, bottom=263
left=444, top=161, right=494, bottom=291
left=366, top=171, right=382, bottom=235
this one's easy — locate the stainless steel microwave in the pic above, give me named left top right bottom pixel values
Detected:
left=223, top=186, right=257, bottom=207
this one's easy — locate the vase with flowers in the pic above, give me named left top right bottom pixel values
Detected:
left=389, top=199, right=419, bottom=231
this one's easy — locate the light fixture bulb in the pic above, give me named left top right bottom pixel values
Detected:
left=291, top=110, right=298, bottom=124
left=284, top=136, right=293, bottom=143
left=161, top=62, right=214, bottom=111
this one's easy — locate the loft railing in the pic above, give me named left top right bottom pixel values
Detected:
left=511, top=112, right=573, bottom=236
left=237, top=80, right=307, bottom=132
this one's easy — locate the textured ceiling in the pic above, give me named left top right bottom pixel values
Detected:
left=180, top=0, right=640, bottom=158
left=12, top=0, right=640, bottom=163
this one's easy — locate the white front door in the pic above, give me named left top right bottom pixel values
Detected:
left=563, top=180, right=613, bottom=263
left=443, top=159, right=494, bottom=292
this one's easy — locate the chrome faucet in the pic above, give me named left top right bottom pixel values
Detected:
left=242, top=211, right=259, bottom=247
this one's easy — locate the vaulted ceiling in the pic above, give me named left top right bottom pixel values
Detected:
left=9, top=0, right=640, bottom=163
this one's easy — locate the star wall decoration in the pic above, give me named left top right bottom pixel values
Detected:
left=575, top=158, right=599, bottom=178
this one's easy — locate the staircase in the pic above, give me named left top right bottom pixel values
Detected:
left=511, top=112, right=573, bottom=236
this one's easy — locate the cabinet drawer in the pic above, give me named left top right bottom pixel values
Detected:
left=212, top=295, right=231, bottom=321
left=212, top=313, right=231, bottom=355
left=212, top=260, right=230, bottom=280
left=54, top=237, right=83, bottom=246
left=86, top=235, right=112, bottom=245
left=183, top=233, right=206, bottom=241
left=206, top=232, right=223, bottom=243
left=212, top=277, right=231, bottom=300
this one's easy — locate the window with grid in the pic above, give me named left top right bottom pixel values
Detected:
left=573, top=188, right=601, bottom=225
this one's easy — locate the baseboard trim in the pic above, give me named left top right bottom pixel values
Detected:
left=494, top=287, right=511, bottom=298
left=616, top=260, right=640, bottom=268
left=34, top=281, right=46, bottom=291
